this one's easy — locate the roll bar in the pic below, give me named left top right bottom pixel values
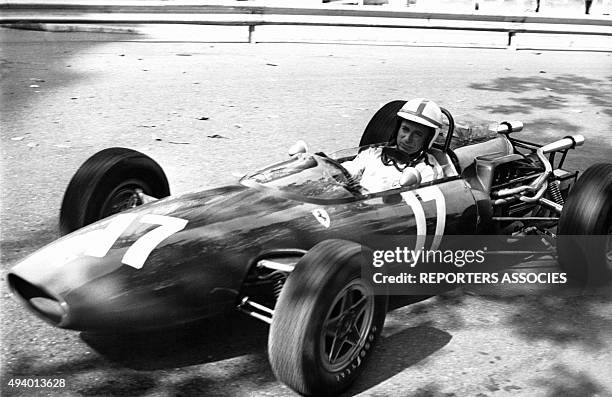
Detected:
left=441, top=107, right=454, bottom=152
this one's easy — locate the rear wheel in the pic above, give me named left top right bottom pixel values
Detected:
left=557, top=163, right=612, bottom=285
left=59, top=148, right=170, bottom=235
left=268, top=240, right=387, bottom=396
left=359, top=100, right=405, bottom=147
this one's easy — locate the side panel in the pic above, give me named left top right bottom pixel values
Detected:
left=314, top=179, right=478, bottom=250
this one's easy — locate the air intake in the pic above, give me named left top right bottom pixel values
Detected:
left=7, top=274, right=67, bottom=326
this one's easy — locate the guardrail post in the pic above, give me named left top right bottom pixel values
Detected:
left=507, top=31, right=515, bottom=46
left=248, top=24, right=255, bottom=43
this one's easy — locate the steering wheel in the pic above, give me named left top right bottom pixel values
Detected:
left=315, top=152, right=364, bottom=195
left=316, top=152, right=353, bottom=180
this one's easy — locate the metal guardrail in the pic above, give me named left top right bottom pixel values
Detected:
left=2, top=1, right=612, bottom=45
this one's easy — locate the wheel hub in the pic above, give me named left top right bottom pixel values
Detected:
left=338, top=311, right=358, bottom=334
left=320, top=280, right=374, bottom=372
left=100, top=180, right=151, bottom=218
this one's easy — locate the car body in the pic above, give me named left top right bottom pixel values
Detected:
left=8, top=145, right=478, bottom=330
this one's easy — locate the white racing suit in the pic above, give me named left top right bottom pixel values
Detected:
left=343, top=147, right=443, bottom=193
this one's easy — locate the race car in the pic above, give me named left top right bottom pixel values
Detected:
left=7, top=101, right=612, bottom=396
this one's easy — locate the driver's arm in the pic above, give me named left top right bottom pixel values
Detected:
left=342, top=148, right=375, bottom=179
left=414, top=155, right=443, bottom=183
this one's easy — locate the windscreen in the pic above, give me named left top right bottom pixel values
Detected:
left=240, top=153, right=361, bottom=201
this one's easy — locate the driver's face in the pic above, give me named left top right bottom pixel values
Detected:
left=396, top=119, right=433, bottom=155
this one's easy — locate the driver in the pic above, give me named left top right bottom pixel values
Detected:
left=343, top=98, right=444, bottom=193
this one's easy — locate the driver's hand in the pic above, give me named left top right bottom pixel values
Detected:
left=288, top=140, right=309, bottom=156
left=400, top=168, right=422, bottom=187
left=293, top=152, right=310, bottom=161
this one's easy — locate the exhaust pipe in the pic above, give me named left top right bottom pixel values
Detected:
left=494, top=135, right=584, bottom=200
left=541, top=135, right=585, bottom=154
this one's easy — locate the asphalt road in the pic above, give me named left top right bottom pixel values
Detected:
left=1, top=27, right=611, bottom=396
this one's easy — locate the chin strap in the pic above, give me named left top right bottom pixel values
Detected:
left=381, top=147, right=430, bottom=171
left=382, top=129, right=435, bottom=171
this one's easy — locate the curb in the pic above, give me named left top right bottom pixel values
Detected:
left=1, top=22, right=142, bottom=34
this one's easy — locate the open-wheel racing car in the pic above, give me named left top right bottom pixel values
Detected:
left=8, top=100, right=612, bottom=396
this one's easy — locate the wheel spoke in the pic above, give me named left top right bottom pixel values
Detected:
left=349, top=295, right=368, bottom=317
left=346, top=325, right=362, bottom=346
left=340, top=290, right=352, bottom=315
left=329, top=329, right=360, bottom=365
left=328, top=335, right=345, bottom=363
left=328, top=336, right=337, bottom=362
left=324, top=315, right=342, bottom=335
left=324, top=295, right=348, bottom=333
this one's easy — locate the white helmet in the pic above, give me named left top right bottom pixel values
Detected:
left=397, top=98, right=443, bottom=128
left=397, top=98, right=444, bottom=149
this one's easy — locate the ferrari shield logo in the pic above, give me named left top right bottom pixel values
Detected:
left=312, top=209, right=331, bottom=228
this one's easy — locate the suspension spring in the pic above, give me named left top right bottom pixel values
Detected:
left=272, top=272, right=286, bottom=300
left=547, top=181, right=564, bottom=205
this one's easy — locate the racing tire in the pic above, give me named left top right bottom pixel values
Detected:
left=557, top=163, right=612, bottom=285
left=268, top=239, right=387, bottom=396
left=359, top=100, right=406, bottom=147
left=59, top=148, right=170, bottom=235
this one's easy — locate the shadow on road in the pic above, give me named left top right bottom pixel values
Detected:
left=1, top=28, right=142, bottom=115
left=81, top=313, right=269, bottom=370
left=79, top=298, right=452, bottom=395
left=470, top=74, right=612, bottom=118
left=469, top=73, right=612, bottom=171
left=0, top=221, right=58, bottom=266
left=433, top=276, right=612, bottom=352
left=534, top=364, right=605, bottom=397
left=485, top=287, right=612, bottom=351
left=3, top=313, right=275, bottom=395
left=345, top=325, right=452, bottom=396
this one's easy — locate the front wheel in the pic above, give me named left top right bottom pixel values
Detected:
left=557, top=163, right=612, bottom=285
left=59, top=148, right=170, bottom=235
left=268, top=240, right=387, bottom=396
